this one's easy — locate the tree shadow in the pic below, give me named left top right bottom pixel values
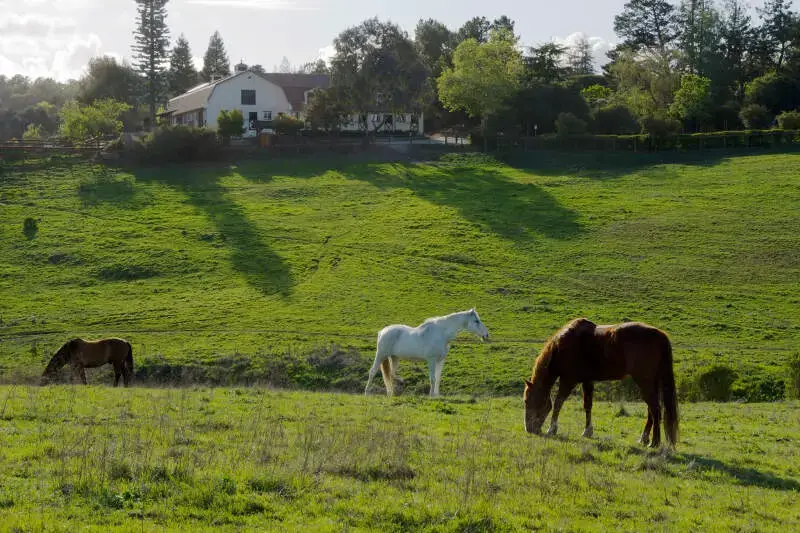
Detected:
left=676, top=453, right=800, bottom=491
left=127, top=163, right=293, bottom=297
left=338, top=162, right=581, bottom=241
left=77, top=167, right=149, bottom=209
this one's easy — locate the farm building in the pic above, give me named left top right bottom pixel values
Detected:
left=161, top=64, right=423, bottom=136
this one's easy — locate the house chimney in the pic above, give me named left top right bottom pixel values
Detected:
left=235, top=60, right=247, bottom=73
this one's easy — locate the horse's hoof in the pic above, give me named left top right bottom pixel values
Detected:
left=546, top=425, right=558, bottom=436
left=581, top=426, right=594, bottom=438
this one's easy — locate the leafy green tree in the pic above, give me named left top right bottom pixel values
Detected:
left=249, top=64, right=267, bottom=76
left=744, top=72, right=800, bottom=114
left=415, top=18, right=455, bottom=78
left=670, top=73, right=712, bottom=130
left=201, top=31, right=231, bottom=81
left=613, top=0, right=681, bottom=53
left=21, top=101, right=58, bottom=135
left=304, top=88, right=348, bottom=132
left=581, top=84, right=613, bottom=107
left=438, top=29, right=523, bottom=150
left=78, top=57, right=141, bottom=106
left=216, top=109, right=243, bottom=144
left=457, top=16, right=491, bottom=43
left=606, top=47, right=681, bottom=120
left=331, top=18, right=431, bottom=131
left=58, top=99, right=132, bottom=143
left=169, top=34, right=198, bottom=95
left=296, top=60, right=328, bottom=75
left=132, top=0, right=170, bottom=128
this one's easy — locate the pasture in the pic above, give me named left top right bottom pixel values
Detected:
left=1, top=150, right=799, bottom=396
left=0, top=385, right=798, bottom=531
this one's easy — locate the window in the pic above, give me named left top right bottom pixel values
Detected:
left=262, top=111, right=272, bottom=120
left=241, top=90, right=256, bottom=105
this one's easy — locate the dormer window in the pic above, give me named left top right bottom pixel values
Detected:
left=241, top=90, right=256, bottom=105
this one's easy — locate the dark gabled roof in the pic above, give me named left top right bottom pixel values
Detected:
left=261, top=73, right=330, bottom=111
left=166, top=71, right=332, bottom=115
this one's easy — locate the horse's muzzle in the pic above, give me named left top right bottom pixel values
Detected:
left=482, top=334, right=490, bottom=342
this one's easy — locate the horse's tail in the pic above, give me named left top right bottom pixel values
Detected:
left=380, top=358, right=394, bottom=396
left=660, top=335, right=679, bottom=447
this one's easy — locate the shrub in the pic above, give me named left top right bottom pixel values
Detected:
left=640, top=116, right=681, bottom=137
left=555, top=112, right=588, bottom=137
left=217, top=109, right=244, bottom=145
left=739, top=104, right=773, bottom=129
left=581, top=84, right=613, bottom=107
left=788, top=353, right=800, bottom=399
left=23, top=217, right=38, bottom=240
left=732, top=375, right=786, bottom=402
left=22, top=124, right=42, bottom=140
left=776, top=110, right=800, bottom=130
left=58, top=98, right=131, bottom=143
left=692, top=365, right=737, bottom=401
left=134, top=125, right=221, bottom=163
left=591, top=105, right=639, bottom=134
left=273, top=115, right=304, bottom=135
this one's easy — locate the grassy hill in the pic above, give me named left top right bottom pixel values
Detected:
left=1, top=150, right=799, bottom=397
left=1, top=386, right=798, bottom=531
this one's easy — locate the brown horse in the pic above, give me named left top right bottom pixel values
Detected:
left=523, top=318, right=678, bottom=448
left=42, top=338, right=134, bottom=387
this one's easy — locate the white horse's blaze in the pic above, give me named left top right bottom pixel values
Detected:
left=365, top=308, right=489, bottom=397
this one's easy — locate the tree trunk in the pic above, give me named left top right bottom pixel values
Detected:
left=482, top=115, right=488, bottom=153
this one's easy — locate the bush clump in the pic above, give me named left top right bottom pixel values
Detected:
left=739, top=104, right=773, bottom=129
left=690, top=365, right=737, bottom=401
left=788, top=353, right=800, bottom=399
left=555, top=112, right=588, bottom=137
left=133, top=126, right=221, bottom=163
left=776, top=110, right=800, bottom=130
left=591, top=105, right=639, bottom=134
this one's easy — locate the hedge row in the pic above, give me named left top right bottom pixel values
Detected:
left=497, top=129, right=800, bottom=152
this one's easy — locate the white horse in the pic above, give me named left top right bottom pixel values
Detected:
left=364, top=308, right=490, bottom=397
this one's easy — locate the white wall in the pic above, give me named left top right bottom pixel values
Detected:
left=326, top=113, right=425, bottom=134
left=205, top=72, right=292, bottom=136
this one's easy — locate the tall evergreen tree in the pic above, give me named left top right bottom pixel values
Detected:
left=168, top=34, right=198, bottom=95
left=613, top=0, right=681, bottom=54
left=201, top=31, right=231, bottom=81
left=132, top=0, right=170, bottom=128
left=719, top=0, right=752, bottom=99
left=678, top=0, right=721, bottom=76
left=757, top=0, right=797, bottom=70
left=566, top=34, right=595, bottom=75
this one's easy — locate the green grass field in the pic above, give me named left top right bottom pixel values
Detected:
left=1, top=150, right=799, bottom=397
left=0, top=386, right=798, bottom=531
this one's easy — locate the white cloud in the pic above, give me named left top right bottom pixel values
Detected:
left=318, top=44, right=335, bottom=63
left=553, top=32, right=615, bottom=68
left=187, top=0, right=318, bottom=9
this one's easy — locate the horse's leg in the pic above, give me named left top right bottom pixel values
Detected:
left=547, top=379, right=575, bottom=436
left=76, top=366, right=87, bottom=385
left=581, top=381, right=594, bottom=438
left=433, top=358, right=445, bottom=396
left=642, top=382, right=661, bottom=448
left=379, top=358, right=394, bottom=397
left=113, top=362, right=122, bottom=387
left=390, top=356, right=404, bottom=385
left=427, top=359, right=437, bottom=398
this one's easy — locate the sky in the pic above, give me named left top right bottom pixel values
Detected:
left=0, top=0, right=786, bottom=82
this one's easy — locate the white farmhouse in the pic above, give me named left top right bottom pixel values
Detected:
left=162, top=64, right=424, bottom=136
left=162, top=67, right=296, bottom=136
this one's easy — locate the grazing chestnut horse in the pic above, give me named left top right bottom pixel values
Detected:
left=523, top=318, right=678, bottom=448
left=42, top=338, right=134, bottom=387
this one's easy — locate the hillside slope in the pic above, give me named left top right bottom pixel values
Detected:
left=1, top=151, right=799, bottom=395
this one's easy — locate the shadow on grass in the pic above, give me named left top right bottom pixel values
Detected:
left=679, top=453, right=800, bottom=491
left=338, top=162, right=581, bottom=241
left=126, top=163, right=293, bottom=297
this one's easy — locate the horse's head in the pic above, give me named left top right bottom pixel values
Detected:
left=41, top=340, right=74, bottom=384
left=466, top=308, right=489, bottom=341
left=523, top=377, right=553, bottom=434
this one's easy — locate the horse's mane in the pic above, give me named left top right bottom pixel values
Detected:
left=419, top=310, right=471, bottom=328
left=530, top=318, right=596, bottom=380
